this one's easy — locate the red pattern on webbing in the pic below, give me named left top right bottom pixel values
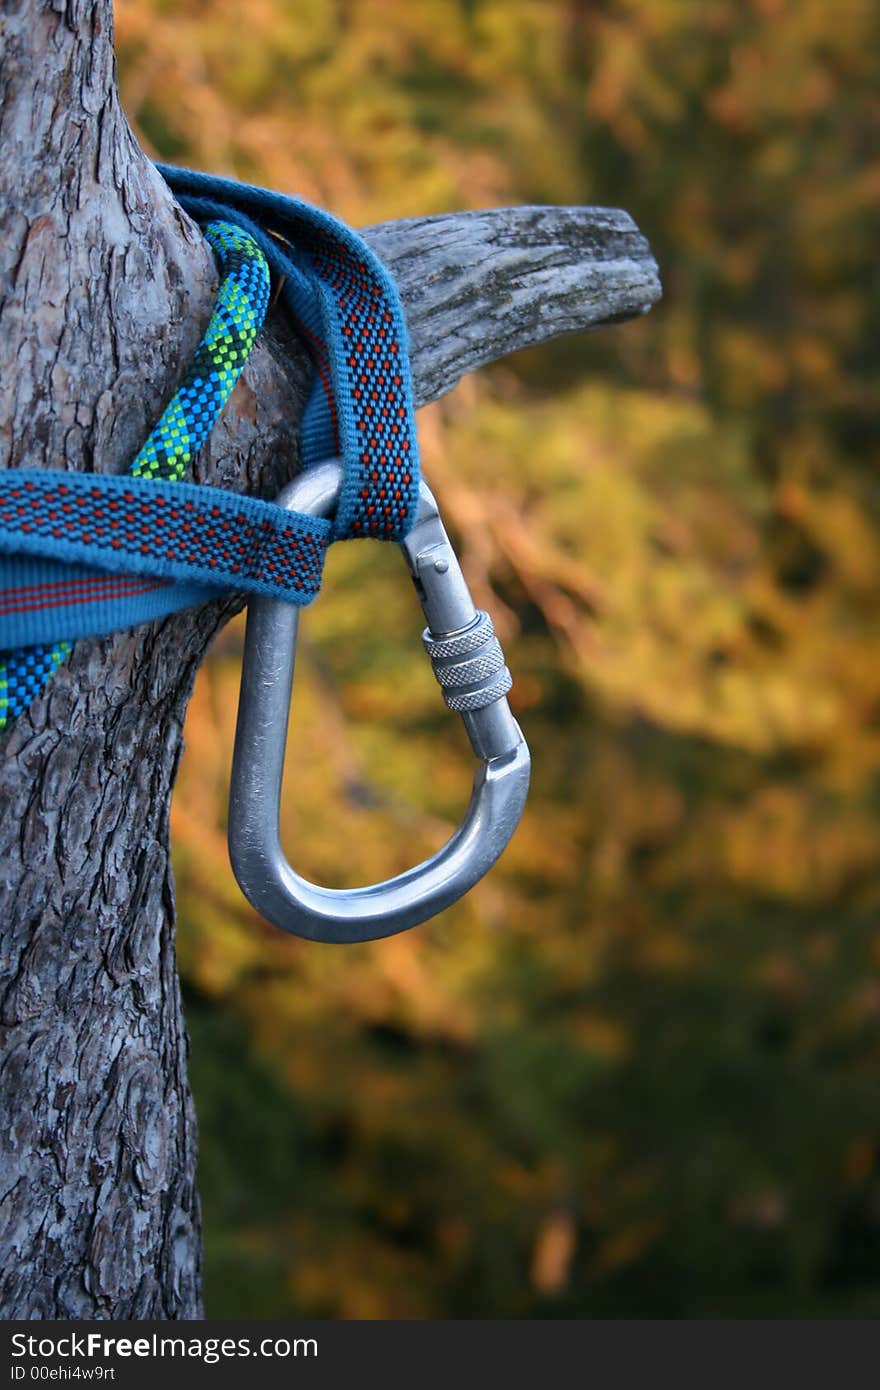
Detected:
left=310, top=239, right=413, bottom=539
left=0, top=480, right=328, bottom=598
left=0, top=574, right=169, bottom=617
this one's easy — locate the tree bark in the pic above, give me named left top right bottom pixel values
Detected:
left=0, top=0, right=659, bottom=1318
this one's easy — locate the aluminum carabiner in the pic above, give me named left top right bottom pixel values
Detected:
left=228, top=460, right=530, bottom=944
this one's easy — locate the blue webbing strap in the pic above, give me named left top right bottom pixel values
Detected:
left=155, top=164, right=421, bottom=543
left=0, top=167, right=421, bottom=730
left=0, top=471, right=330, bottom=648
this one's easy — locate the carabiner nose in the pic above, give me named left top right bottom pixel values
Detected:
left=228, top=461, right=530, bottom=944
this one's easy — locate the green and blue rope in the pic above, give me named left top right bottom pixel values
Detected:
left=0, top=167, right=422, bottom=734
left=0, top=219, right=271, bottom=730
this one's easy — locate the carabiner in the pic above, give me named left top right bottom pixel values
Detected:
left=228, top=461, right=530, bottom=943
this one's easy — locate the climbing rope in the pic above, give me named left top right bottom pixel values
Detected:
left=0, top=218, right=270, bottom=727
left=0, top=168, right=421, bottom=731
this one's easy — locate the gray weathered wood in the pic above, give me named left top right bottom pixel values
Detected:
left=0, top=0, right=659, bottom=1320
left=365, top=207, right=660, bottom=406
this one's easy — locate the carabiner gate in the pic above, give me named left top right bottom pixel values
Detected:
left=228, top=461, right=530, bottom=943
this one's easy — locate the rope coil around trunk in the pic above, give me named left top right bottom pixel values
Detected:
left=0, top=169, right=422, bottom=731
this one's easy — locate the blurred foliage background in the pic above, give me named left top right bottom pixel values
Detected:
left=115, top=0, right=879, bottom=1316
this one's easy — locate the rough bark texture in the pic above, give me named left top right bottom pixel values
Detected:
left=0, top=0, right=659, bottom=1319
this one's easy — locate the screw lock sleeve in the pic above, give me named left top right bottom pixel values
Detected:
left=423, top=611, right=513, bottom=713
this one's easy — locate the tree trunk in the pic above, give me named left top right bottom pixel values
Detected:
left=0, top=0, right=659, bottom=1318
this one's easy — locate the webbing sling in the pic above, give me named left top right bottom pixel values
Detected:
left=0, top=166, right=421, bottom=730
left=0, top=166, right=531, bottom=941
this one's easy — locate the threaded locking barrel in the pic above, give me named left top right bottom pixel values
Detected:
left=422, top=611, right=513, bottom=714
